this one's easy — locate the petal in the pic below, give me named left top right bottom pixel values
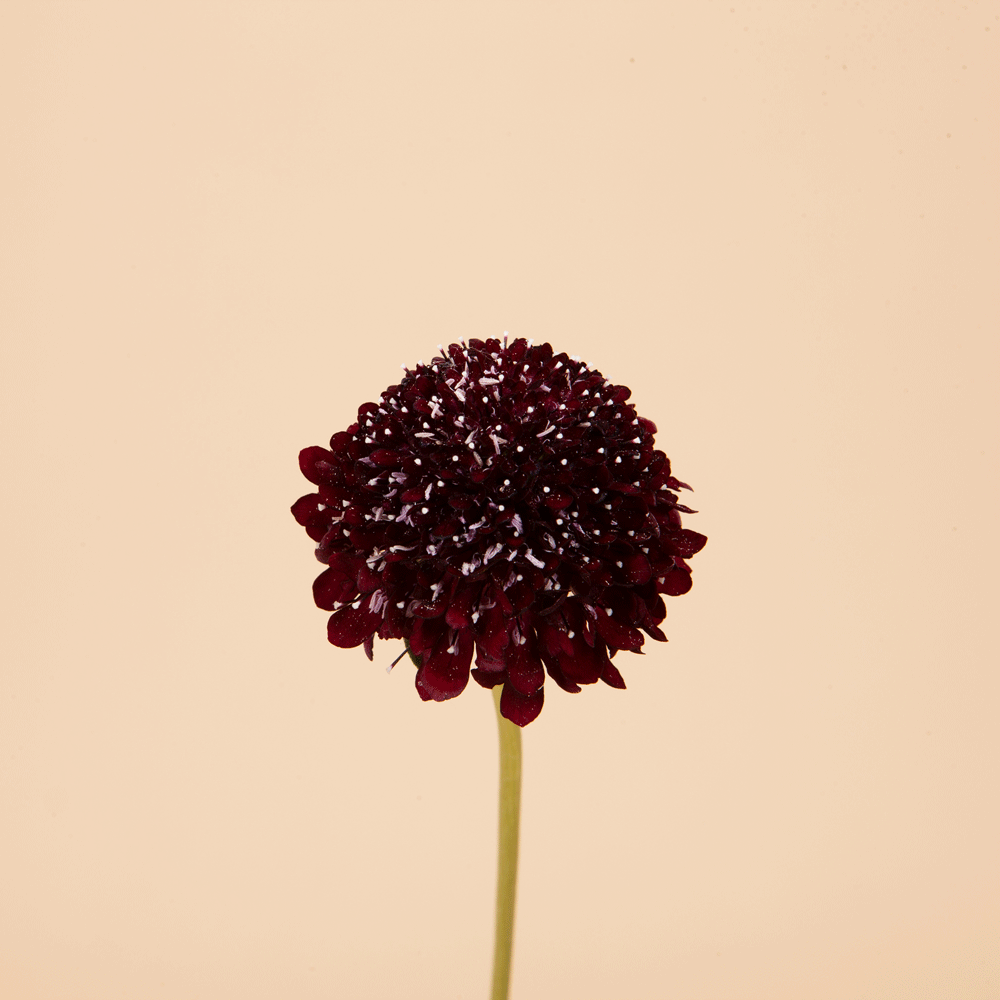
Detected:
left=500, top=682, right=544, bottom=727
left=508, top=580, right=535, bottom=612
left=539, top=651, right=582, bottom=693
left=415, top=631, right=474, bottom=702
left=291, top=494, right=331, bottom=541
left=601, top=660, right=627, bottom=689
left=625, top=552, right=652, bottom=585
left=474, top=645, right=507, bottom=674
left=538, top=621, right=574, bottom=659
left=411, top=598, right=448, bottom=619
left=327, top=605, right=381, bottom=648
left=663, top=529, right=708, bottom=559
left=543, top=491, right=574, bottom=510
left=471, top=668, right=506, bottom=689
left=312, top=567, right=359, bottom=610
left=476, top=603, right=511, bottom=660
left=445, top=586, right=476, bottom=629
left=559, top=635, right=607, bottom=685
left=507, top=643, right=545, bottom=696
left=369, top=449, right=402, bottom=468
left=594, top=608, right=644, bottom=652
left=641, top=622, right=668, bottom=643
left=409, top=616, right=446, bottom=656
left=657, top=559, right=693, bottom=596
left=355, top=560, right=383, bottom=594
left=299, top=446, right=339, bottom=486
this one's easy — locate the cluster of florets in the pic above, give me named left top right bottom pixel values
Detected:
left=292, top=337, right=705, bottom=725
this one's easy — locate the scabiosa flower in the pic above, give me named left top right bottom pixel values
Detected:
left=291, top=337, right=706, bottom=726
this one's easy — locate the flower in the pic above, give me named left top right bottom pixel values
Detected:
left=291, top=338, right=706, bottom=726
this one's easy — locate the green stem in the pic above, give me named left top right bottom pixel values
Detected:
left=490, top=685, right=522, bottom=1000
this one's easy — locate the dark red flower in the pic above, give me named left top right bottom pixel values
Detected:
left=292, top=338, right=706, bottom=726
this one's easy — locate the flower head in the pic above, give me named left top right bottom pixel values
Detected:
left=292, top=338, right=706, bottom=725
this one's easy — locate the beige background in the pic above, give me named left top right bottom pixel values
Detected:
left=2, top=2, right=998, bottom=998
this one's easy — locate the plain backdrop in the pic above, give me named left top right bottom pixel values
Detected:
left=2, top=3, right=997, bottom=998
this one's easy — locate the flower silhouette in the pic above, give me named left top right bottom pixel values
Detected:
left=292, top=338, right=705, bottom=725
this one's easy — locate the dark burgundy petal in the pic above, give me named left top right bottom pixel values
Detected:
left=471, top=667, right=506, bottom=689
left=506, top=642, right=545, bottom=696
left=657, top=559, right=693, bottom=596
left=663, top=529, right=708, bottom=558
left=411, top=598, right=448, bottom=618
left=292, top=493, right=323, bottom=542
left=559, top=635, right=606, bottom=685
left=539, top=621, right=574, bottom=659
left=500, top=682, right=544, bottom=727
left=409, top=616, right=446, bottom=656
left=415, top=631, right=474, bottom=702
left=355, top=561, right=382, bottom=594
left=539, top=651, right=582, bottom=693
left=594, top=608, right=644, bottom=652
left=474, top=644, right=507, bottom=674
left=445, top=586, right=476, bottom=629
left=641, top=622, right=668, bottom=643
left=475, top=602, right=511, bottom=660
left=327, top=605, right=381, bottom=648
left=299, top=446, right=339, bottom=486
left=624, top=552, right=652, bottom=585
left=601, top=659, right=627, bottom=689
left=312, top=567, right=358, bottom=610
left=370, top=449, right=402, bottom=467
